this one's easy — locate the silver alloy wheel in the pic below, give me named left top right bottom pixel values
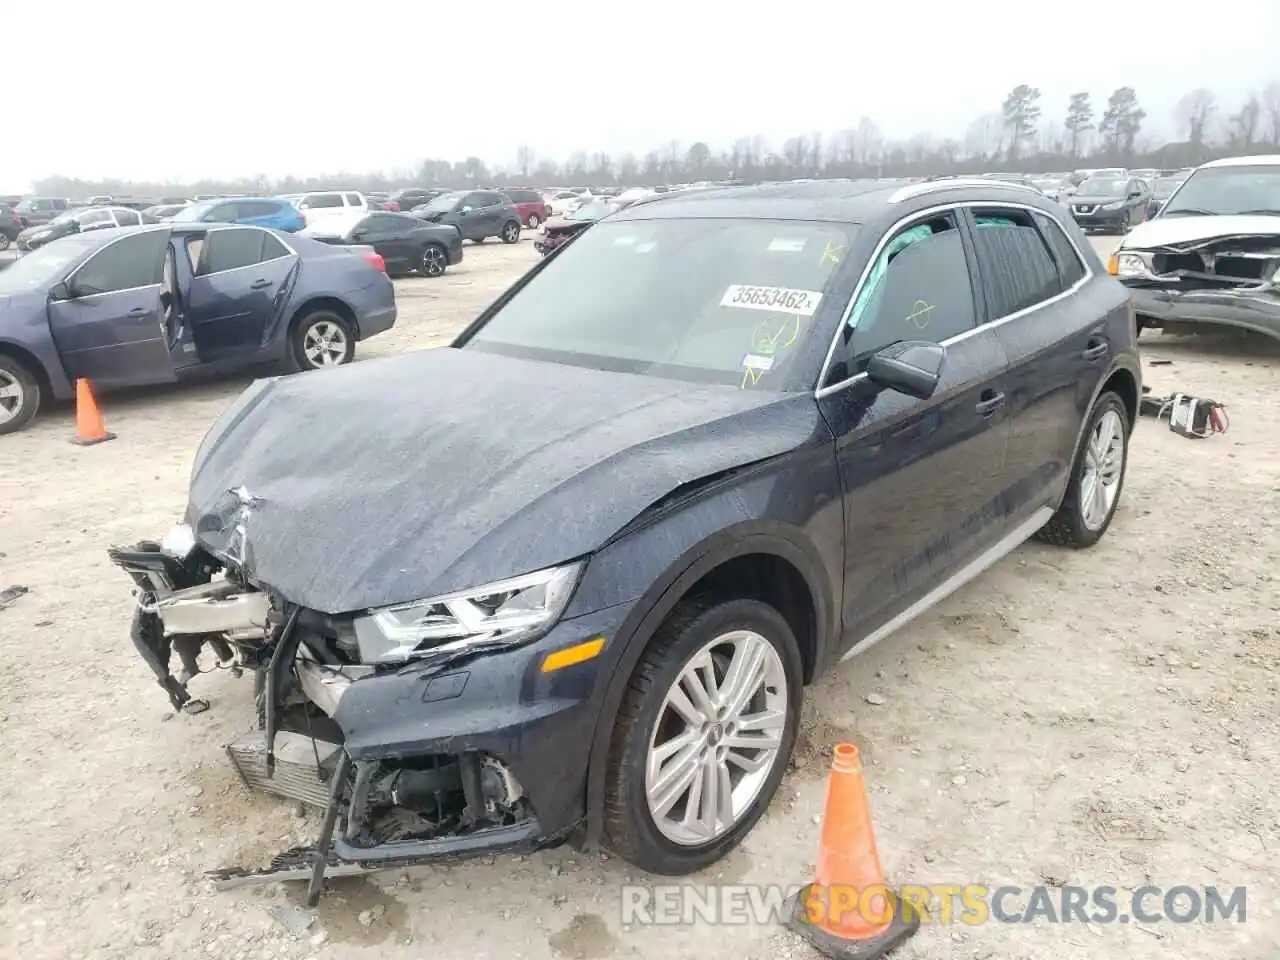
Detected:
left=0, top=369, right=23, bottom=425
left=422, top=245, right=447, bottom=276
left=528, top=214, right=541, bottom=229
left=0, top=234, right=10, bottom=250
left=645, top=630, right=788, bottom=846
left=302, top=320, right=349, bottom=368
left=1080, top=409, right=1125, bottom=530
left=502, top=222, right=519, bottom=242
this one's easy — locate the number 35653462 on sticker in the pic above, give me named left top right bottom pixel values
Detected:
left=721, top=285, right=823, bottom=317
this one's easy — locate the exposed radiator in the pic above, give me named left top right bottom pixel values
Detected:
left=226, top=729, right=341, bottom=808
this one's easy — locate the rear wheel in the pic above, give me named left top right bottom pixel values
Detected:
left=1037, top=392, right=1130, bottom=548
left=0, top=234, right=10, bottom=251
left=501, top=220, right=521, bottom=244
left=288, top=311, right=355, bottom=372
left=0, top=354, right=41, bottom=435
left=603, top=598, right=801, bottom=874
left=526, top=213, right=542, bottom=229
left=420, top=243, right=448, bottom=277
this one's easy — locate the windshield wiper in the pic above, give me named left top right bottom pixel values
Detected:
left=1159, top=207, right=1217, bottom=217
left=1234, top=209, right=1280, bottom=216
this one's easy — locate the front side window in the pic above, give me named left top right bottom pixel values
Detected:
left=71, top=231, right=168, bottom=295
left=303, top=193, right=343, bottom=209
left=466, top=218, right=856, bottom=389
left=841, top=214, right=976, bottom=370
left=197, top=228, right=269, bottom=275
left=1160, top=164, right=1280, bottom=217
left=78, top=209, right=114, bottom=227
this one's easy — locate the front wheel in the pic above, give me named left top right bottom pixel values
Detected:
left=1036, top=391, right=1130, bottom=547
left=0, top=354, right=41, bottom=435
left=288, top=311, right=355, bottom=372
left=420, top=243, right=448, bottom=277
left=603, top=598, right=802, bottom=874
left=0, top=234, right=10, bottom=251
left=500, top=220, right=521, bottom=244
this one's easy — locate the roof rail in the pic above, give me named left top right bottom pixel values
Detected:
left=887, top=177, right=1042, bottom=204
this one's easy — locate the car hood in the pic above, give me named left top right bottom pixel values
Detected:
left=17, top=223, right=58, bottom=241
left=1070, top=195, right=1127, bottom=205
left=1120, top=214, right=1280, bottom=250
left=186, top=347, right=822, bottom=614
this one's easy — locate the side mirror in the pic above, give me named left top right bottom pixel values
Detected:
left=350, top=229, right=366, bottom=240
left=866, top=340, right=946, bottom=400
left=50, top=280, right=74, bottom=301
left=458, top=205, right=472, bottom=215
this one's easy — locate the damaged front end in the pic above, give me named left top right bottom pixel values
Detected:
left=1116, top=232, right=1280, bottom=340
left=108, top=526, right=543, bottom=900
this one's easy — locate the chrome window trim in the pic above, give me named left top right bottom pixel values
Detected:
left=193, top=224, right=298, bottom=279
left=813, top=200, right=1094, bottom=400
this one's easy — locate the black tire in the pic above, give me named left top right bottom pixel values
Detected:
left=0, top=353, right=41, bottom=435
left=526, top=213, right=542, bottom=230
left=471, top=236, right=485, bottom=244
left=419, top=243, right=448, bottom=277
left=500, top=220, right=521, bottom=244
left=287, top=310, right=355, bottom=372
left=0, top=234, right=11, bottom=251
left=603, top=597, right=802, bottom=875
left=1036, top=391, right=1130, bottom=548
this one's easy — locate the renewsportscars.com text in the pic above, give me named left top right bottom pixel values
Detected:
left=621, top=883, right=1247, bottom=926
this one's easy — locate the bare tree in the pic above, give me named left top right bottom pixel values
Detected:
left=964, top=111, right=1004, bottom=161
left=1175, top=88, right=1217, bottom=147
left=1263, top=82, right=1280, bottom=145
left=1227, top=93, right=1262, bottom=149
left=854, top=117, right=882, bottom=166
left=515, top=145, right=535, bottom=179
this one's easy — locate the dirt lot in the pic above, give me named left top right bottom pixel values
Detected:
left=1, top=235, right=1278, bottom=960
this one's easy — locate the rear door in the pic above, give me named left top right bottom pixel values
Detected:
left=964, top=205, right=1102, bottom=524
left=47, top=229, right=176, bottom=387
left=818, top=208, right=1013, bottom=655
left=358, top=214, right=414, bottom=271
left=184, top=227, right=299, bottom=362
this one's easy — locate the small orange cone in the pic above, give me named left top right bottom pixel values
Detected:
left=70, top=378, right=116, bottom=446
left=785, top=743, right=920, bottom=958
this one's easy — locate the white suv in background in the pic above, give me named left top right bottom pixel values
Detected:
left=287, top=190, right=368, bottom=225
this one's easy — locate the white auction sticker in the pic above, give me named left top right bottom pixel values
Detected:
left=721, top=284, right=822, bottom=316
left=741, top=353, right=775, bottom=371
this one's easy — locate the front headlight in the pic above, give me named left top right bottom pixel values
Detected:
left=352, top=561, right=583, bottom=664
left=1113, top=252, right=1150, bottom=278
left=1101, top=202, right=1124, bottom=211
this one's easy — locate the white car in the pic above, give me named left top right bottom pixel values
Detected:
left=547, top=190, right=588, bottom=217
left=289, top=190, right=368, bottom=225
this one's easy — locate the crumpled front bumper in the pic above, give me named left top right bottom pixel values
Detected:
left=1125, top=282, right=1280, bottom=340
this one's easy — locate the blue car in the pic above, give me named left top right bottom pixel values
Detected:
left=170, top=197, right=306, bottom=232
left=0, top=223, right=396, bottom=433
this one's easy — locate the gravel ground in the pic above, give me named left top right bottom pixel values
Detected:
left=1, top=235, right=1277, bottom=960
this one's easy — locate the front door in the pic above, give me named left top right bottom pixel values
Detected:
left=816, top=209, right=1012, bottom=657
left=47, top=228, right=177, bottom=388
left=184, top=227, right=299, bottom=363
left=966, top=207, right=1111, bottom=522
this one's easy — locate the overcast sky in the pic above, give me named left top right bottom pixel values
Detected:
left=5, top=0, right=1278, bottom=189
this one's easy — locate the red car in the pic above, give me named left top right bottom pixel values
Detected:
left=501, top=188, right=552, bottom=229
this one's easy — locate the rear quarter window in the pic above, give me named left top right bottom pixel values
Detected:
left=1032, top=212, right=1088, bottom=288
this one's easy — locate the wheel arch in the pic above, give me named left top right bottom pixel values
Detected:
left=0, top=340, right=55, bottom=409
left=581, top=526, right=831, bottom=850
left=287, top=295, right=360, bottom=341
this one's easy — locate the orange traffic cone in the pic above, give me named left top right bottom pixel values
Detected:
left=785, top=743, right=920, bottom=958
left=70, top=378, right=116, bottom=446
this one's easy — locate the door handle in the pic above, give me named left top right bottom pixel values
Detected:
left=975, top=390, right=1006, bottom=416
left=249, top=278, right=273, bottom=289
left=128, top=307, right=147, bottom=316
left=1082, top=339, right=1109, bottom=361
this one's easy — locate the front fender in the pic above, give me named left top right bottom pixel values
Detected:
left=0, top=307, right=75, bottom=401
left=572, top=445, right=844, bottom=849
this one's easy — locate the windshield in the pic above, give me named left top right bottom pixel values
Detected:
left=1077, top=178, right=1127, bottom=197
left=567, top=200, right=614, bottom=221
left=48, top=209, right=81, bottom=225
left=170, top=202, right=216, bottom=222
left=421, top=192, right=464, bottom=213
left=1160, top=165, right=1280, bottom=216
left=1032, top=180, right=1061, bottom=191
left=465, top=218, right=856, bottom=389
left=0, top=235, right=95, bottom=294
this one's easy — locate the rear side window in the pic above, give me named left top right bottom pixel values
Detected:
left=968, top=208, right=1063, bottom=319
left=1032, top=212, right=1087, bottom=288
left=198, top=228, right=269, bottom=275
left=476, top=191, right=504, bottom=206
left=843, top=214, right=977, bottom=368
left=305, top=193, right=343, bottom=209
left=344, top=193, right=363, bottom=206
left=238, top=200, right=276, bottom=218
